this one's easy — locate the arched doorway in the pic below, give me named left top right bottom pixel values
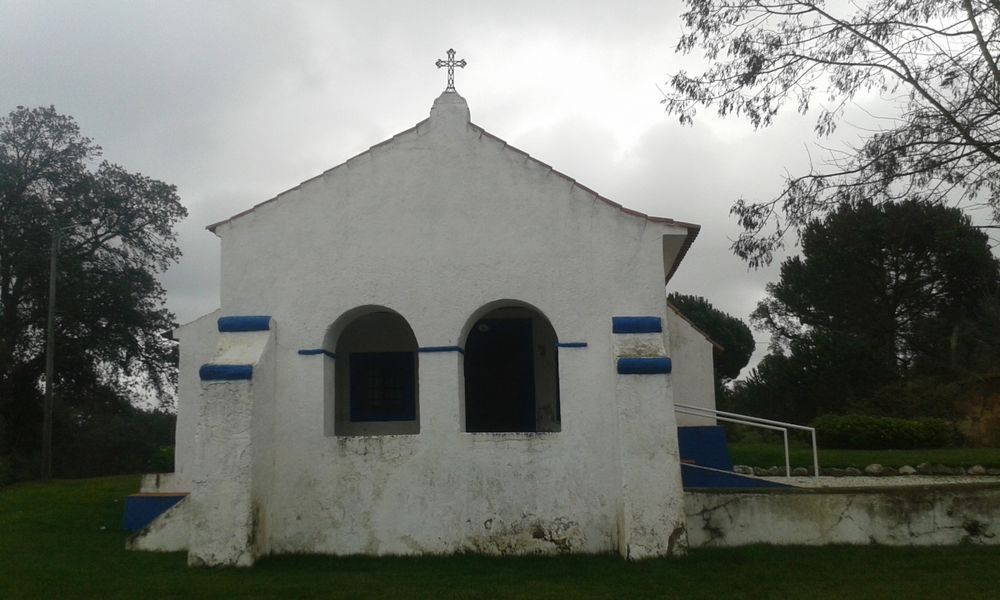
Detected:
left=463, top=303, right=560, bottom=433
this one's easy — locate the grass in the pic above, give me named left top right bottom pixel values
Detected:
left=728, top=442, right=1000, bottom=469
left=2, top=475, right=1000, bottom=598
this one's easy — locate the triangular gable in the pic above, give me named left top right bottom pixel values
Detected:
left=206, top=93, right=700, bottom=282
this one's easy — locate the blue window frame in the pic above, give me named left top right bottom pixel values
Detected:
left=349, top=352, right=416, bottom=421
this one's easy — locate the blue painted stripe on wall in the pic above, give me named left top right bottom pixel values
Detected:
left=557, top=342, right=588, bottom=348
left=218, top=315, right=272, bottom=332
left=617, top=357, right=672, bottom=375
left=612, top=316, right=662, bottom=334
left=199, top=364, right=254, bottom=381
left=418, top=346, right=464, bottom=354
left=298, top=349, right=336, bottom=359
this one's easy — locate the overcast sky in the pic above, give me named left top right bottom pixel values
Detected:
left=1, top=0, right=835, bottom=371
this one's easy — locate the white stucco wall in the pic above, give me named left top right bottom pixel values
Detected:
left=666, top=306, right=717, bottom=427
left=172, top=309, right=219, bottom=492
left=188, top=326, right=276, bottom=566
left=170, top=92, right=697, bottom=562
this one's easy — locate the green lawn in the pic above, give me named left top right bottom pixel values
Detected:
left=2, top=475, right=999, bottom=598
left=728, top=442, right=1000, bottom=469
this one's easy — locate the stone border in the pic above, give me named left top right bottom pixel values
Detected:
left=733, top=463, right=1000, bottom=477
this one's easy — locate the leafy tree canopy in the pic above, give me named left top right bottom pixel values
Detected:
left=735, top=199, right=1000, bottom=421
left=754, top=200, right=999, bottom=376
left=668, top=292, right=755, bottom=383
left=0, top=106, right=186, bottom=466
left=664, top=0, right=1000, bottom=267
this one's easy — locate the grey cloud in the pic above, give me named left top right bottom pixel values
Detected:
left=2, top=1, right=828, bottom=375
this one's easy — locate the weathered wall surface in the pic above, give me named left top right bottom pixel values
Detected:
left=171, top=92, right=694, bottom=560
left=172, top=309, right=219, bottom=493
left=612, top=326, right=688, bottom=557
left=665, top=307, right=716, bottom=427
left=686, top=485, right=1000, bottom=547
left=187, top=326, right=276, bottom=566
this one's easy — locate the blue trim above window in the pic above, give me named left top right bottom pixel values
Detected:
left=218, top=316, right=272, bottom=332
left=612, top=316, right=662, bottom=334
left=557, top=342, right=588, bottom=348
left=199, top=364, right=254, bottom=381
left=617, top=357, right=672, bottom=375
left=418, top=346, right=464, bottom=354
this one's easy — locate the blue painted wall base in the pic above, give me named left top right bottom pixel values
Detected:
left=677, top=425, right=790, bottom=489
left=677, top=425, right=734, bottom=471
left=122, top=493, right=188, bottom=533
left=680, top=463, right=790, bottom=489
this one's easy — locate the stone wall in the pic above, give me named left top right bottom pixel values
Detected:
left=686, top=484, right=1000, bottom=547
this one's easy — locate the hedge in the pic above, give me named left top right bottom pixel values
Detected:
left=813, top=414, right=962, bottom=449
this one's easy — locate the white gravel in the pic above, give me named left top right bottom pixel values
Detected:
left=762, top=475, right=1000, bottom=488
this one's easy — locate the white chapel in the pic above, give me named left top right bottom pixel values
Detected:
left=127, top=53, right=718, bottom=566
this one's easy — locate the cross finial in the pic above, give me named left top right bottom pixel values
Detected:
left=435, top=48, right=466, bottom=92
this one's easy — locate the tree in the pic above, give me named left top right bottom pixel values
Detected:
left=0, top=106, right=186, bottom=477
left=731, top=330, right=895, bottom=422
left=754, top=200, right=999, bottom=373
left=668, top=292, right=755, bottom=383
left=664, top=0, right=1000, bottom=267
left=738, top=200, right=1000, bottom=420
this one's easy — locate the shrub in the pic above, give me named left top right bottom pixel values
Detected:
left=858, top=377, right=957, bottom=419
left=150, top=446, right=175, bottom=473
left=53, top=407, right=176, bottom=479
left=0, top=456, right=14, bottom=487
left=813, top=414, right=962, bottom=449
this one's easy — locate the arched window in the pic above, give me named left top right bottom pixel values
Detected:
left=463, top=303, right=560, bottom=433
left=325, top=308, right=419, bottom=436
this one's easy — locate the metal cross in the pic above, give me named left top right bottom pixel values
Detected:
left=435, top=48, right=466, bottom=92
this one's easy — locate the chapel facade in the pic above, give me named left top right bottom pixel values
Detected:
left=128, top=75, right=706, bottom=566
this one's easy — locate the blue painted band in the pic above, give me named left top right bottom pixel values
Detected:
left=218, top=315, right=272, bottom=332
left=612, top=316, right=662, bottom=334
left=617, top=357, right=672, bottom=375
left=558, top=342, right=588, bottom=348
left=297, top=349, right=336, bottom=359
left=419, top=346, right=464, bottom=354
left=122, top=494, right=188, bottom=533
left=199, top=364, right=253, bottom=381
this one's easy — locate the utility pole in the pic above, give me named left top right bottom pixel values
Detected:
left=41, top=225, right=60, bottom=481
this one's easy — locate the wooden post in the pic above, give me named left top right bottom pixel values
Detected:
left=41, top=226, right=60, bottom=481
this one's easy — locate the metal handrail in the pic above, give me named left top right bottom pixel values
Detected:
left=675, top=403, right=819, bottom=479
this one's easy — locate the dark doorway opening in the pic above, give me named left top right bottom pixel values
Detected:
left=465, top=317, right=537, bottom=432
